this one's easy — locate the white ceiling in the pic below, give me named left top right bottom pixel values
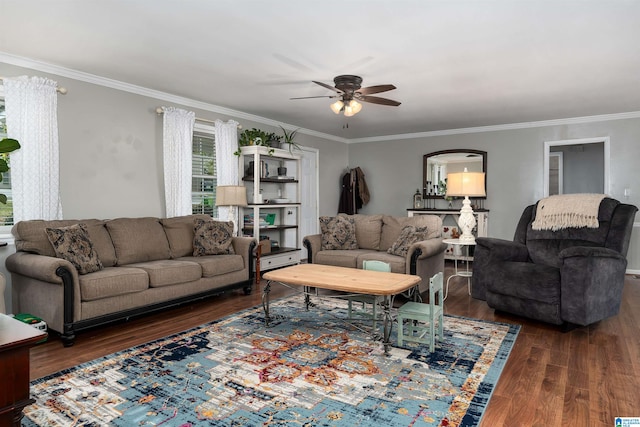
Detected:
left=2, top=0, right=640, bottom=140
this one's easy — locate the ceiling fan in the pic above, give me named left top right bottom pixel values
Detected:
left=291, top=75, right=401, bottom=116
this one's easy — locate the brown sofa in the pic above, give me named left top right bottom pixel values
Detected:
left=6, top=215, right=255, bottom=346
left=303, top=214, right=447, bottom=294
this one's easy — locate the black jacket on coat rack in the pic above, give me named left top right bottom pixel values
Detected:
left=338, top=167, right=370, bottom=214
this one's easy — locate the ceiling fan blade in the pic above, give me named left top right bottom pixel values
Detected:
left=357, top=84, right=396, bottom=95
left=290, top=95, right=337, bottom=100
left=312, top=80, right=343, bottom=93
left=358, top=95, right=401, bottom=106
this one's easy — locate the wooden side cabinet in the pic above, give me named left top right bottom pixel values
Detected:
left=0, top=314, right=47, bottom=426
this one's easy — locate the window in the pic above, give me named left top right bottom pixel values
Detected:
left=192, top=125, right=217, bottom=217
left=0, top=96, right=15, bottom=229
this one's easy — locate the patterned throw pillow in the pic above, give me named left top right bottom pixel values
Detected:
left=45, top=223, right=104, bottom=275
left=387, top=225, right=429, bottom=257
left=319, top=216, right=358, bottom=250
left=193, top=219, right=235, bottom=256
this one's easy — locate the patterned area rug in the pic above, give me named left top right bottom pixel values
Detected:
left=24, top=295, right=519, bottom=426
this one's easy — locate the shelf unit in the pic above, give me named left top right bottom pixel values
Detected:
left=238, top=146, right=301, bottom=271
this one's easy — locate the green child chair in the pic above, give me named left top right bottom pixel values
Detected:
left=346, top=260, right=391, bottom=329
left=397, top=271, right=444, bottom=352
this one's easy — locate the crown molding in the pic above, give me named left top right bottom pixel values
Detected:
left=0, top=52, right=349, bottom=144
left=3, top=51, right=640, bottom=145
left=349, top=111, right=640, bottom=144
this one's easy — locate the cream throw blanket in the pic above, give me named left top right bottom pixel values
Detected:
left=531, top=194, right=607, bottom=231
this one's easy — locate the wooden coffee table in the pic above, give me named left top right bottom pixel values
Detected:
left=262, top=264, right=421, bottom=355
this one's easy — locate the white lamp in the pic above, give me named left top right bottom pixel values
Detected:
left=445, top=168, right=486, bottom=244
left=215, top=185, right=248, bottom=235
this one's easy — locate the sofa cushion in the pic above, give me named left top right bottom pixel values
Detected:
left=387, top=225, right=430, bottom=257
left=315, top=249, right=373, bottom=268
left=320, top=216, right=358, bottom=250
left=106, top=217, right=171, bottom=265
left=162, top=214, right=212, bottom=258
left=180, top=254, right=245, bottom=277
left=193, top=219, right=235, bottom=256
left=45, top=223, right=104, bottom=275
left=83, top=221, right=117, bottom=267
left=13, top=219, right=117, bottom=266
left=79, top=266, right=149, bottom=301
left=357, top=252, right=407, bottom=274
left=380, top=215, right=441, bottom=251
left=127, top=260, right=202, bottom=287
left=339, top=214, right=383, bottom=250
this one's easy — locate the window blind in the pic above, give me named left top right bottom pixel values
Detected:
left=192, top=131, right=218, bottom=217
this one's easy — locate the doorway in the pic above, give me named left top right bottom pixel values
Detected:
left=543, top=137, right=609, bottom=197
left=298, top=146, right=319, bottom=260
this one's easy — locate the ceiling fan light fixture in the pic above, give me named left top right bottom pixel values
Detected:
left=330, top=100, right=344, bottom=114
left=349, top=100, right=362, bottom=114
left=344, top=104, right=355, bottom=117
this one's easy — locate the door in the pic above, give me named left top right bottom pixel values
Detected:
left=299, top=147, right=319, bottom=260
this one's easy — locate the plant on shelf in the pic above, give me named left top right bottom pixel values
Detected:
left=0, top=137, right=21, bottom=204
left=265, top=132, right=282, bottom=148
left=280, top=126, right=301, bottom=153
left=234, top=128, right=274, bottom=156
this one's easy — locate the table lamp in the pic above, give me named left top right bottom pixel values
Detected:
left=445, top=168, right=486, bottom=244
left=215, top=185, right=248, bottom=235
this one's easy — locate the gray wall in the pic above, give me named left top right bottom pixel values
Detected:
left=348, top=121, right=640, bottom=241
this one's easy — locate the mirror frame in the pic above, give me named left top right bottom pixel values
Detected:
left=423, top=149, right=487, bottom=198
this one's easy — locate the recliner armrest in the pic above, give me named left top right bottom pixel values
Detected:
left=559, top=245, right=627, bottom=261
left=475, top=237, right=529, bottom=262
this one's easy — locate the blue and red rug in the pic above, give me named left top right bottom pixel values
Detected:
left=24, top=295, right=519, bottom=426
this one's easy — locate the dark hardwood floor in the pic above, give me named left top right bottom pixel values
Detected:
left=28, top=264, right=640, bottom=427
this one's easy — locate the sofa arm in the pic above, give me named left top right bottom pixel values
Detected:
left=6, top=252, right=72, bottom=284
left=560, top=245, right=628, bottom=325
left=7, top=251, right=82, bottom=345
left=303, top=234, right=322, bottom=263
left=409, top=238, right=448, bottom=260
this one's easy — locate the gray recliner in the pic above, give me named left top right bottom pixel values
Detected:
left=471, top=197, right=637, bottom=327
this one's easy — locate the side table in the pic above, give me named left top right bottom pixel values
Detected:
left=0, top=313, right=47, bottom=426
left=442, top=238, right=476, bottom=300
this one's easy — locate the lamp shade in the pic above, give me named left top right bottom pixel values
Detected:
left=445, top=170, right=486, bottom=197
left=215, top=185, right=248, bottom=207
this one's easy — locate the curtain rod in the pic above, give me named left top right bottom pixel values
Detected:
left=155, top=107, right=242, bottom=128
left=0, top=77, right=68, bottom=94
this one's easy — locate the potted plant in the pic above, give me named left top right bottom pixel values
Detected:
left=266, top=132, right=282, bottom=149
left=280, top=126, right=301, bottom=153
left=235, top=128, right=274, bottom=156
left=0, top=137, right=20, bottom=204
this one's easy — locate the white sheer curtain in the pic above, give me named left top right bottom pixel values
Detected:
left=162, top=107, right=195, bottom=217
left=4, top=76, right=63, bottom=221
left=214, top=119, right=239, bottom=221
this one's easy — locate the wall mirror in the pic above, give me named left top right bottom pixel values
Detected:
left=423, top=149, right=487, bottom=198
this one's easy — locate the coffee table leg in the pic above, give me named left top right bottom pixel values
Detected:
left=382, top=295, right=392, bottom=356
left=304, top=285, right=311, bottom=311
left=262, top=280, right=272, bottom=326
